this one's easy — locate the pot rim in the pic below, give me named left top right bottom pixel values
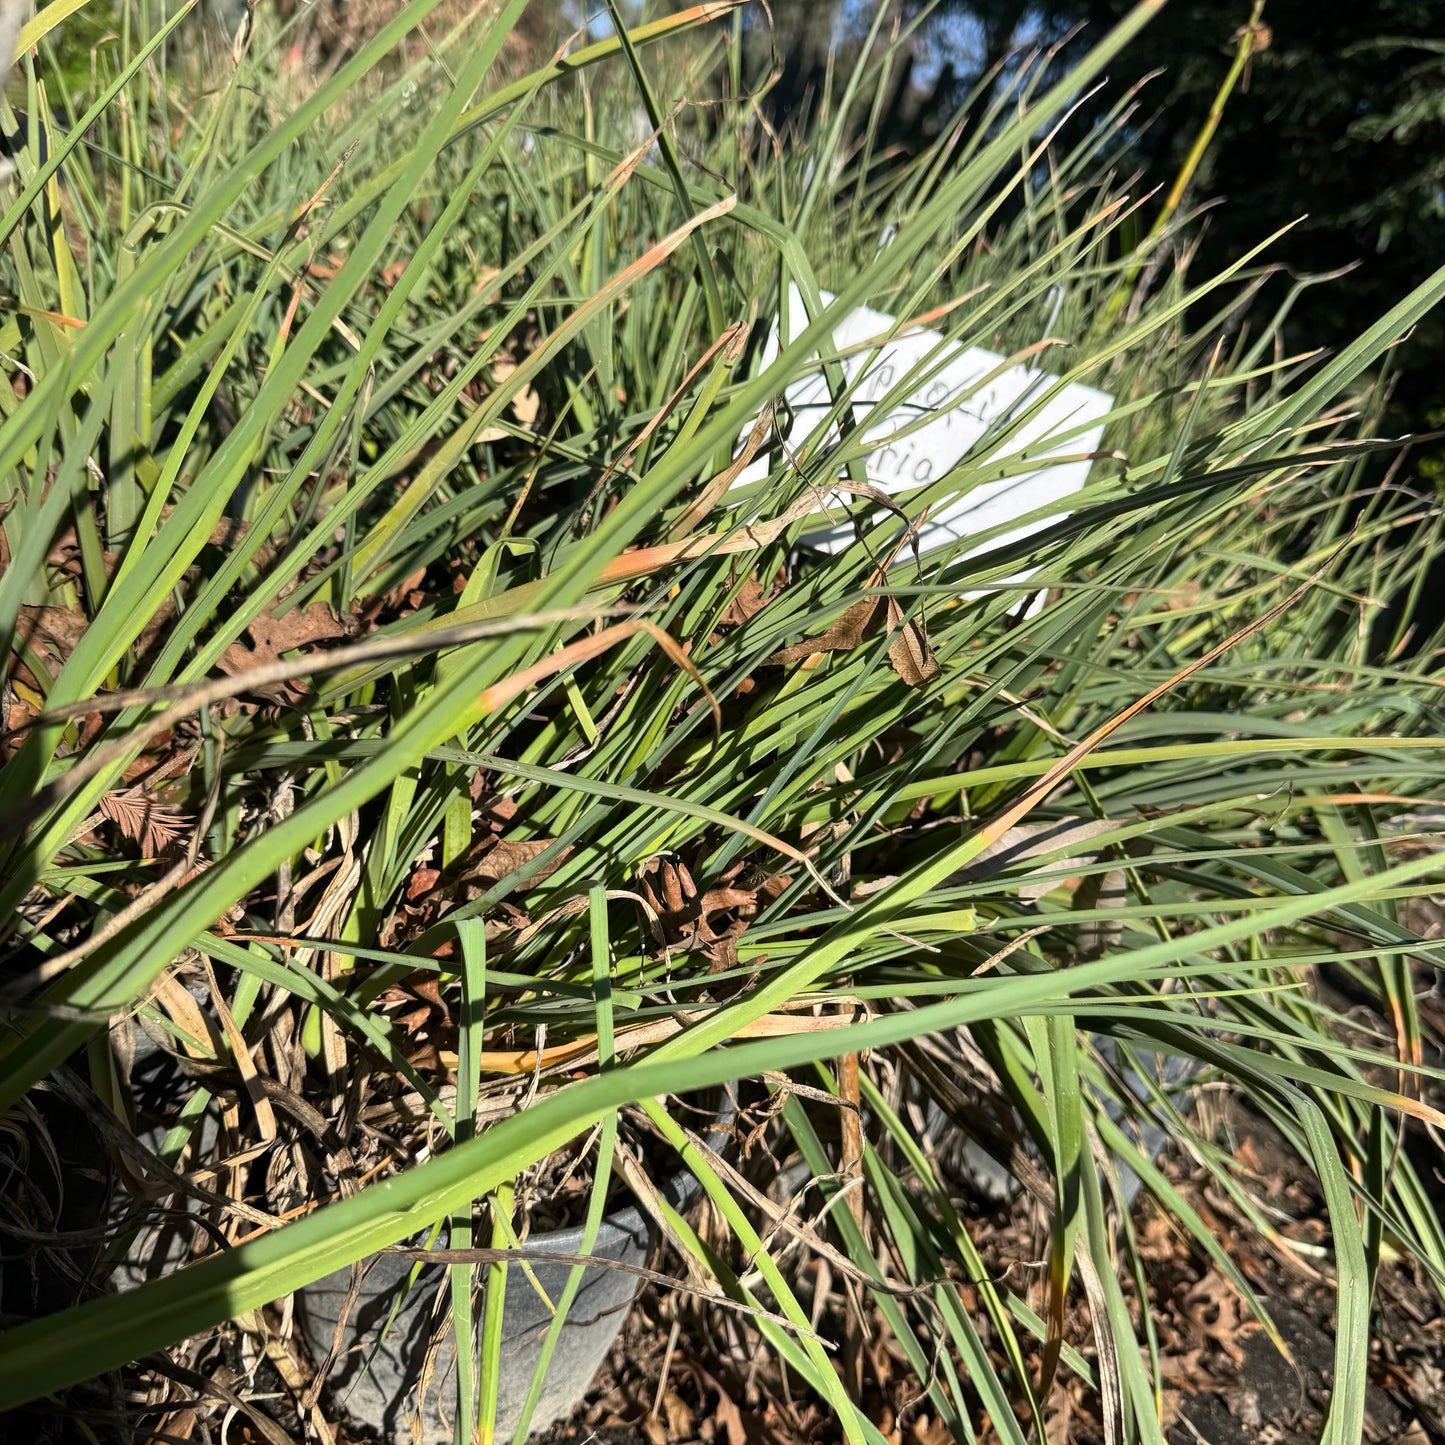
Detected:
left=537, top=1079, right=740, bottom=1250
left=336, top=1080, right=743, bottom=1265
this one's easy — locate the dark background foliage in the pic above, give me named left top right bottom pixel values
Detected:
left=753, top=0, right=1445, bottom=448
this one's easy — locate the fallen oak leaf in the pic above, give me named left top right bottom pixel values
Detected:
left=217, top=602, right=355, bottom=702
left=1181, top=1268, right=1259, bottom=1368
left=406, top=866, right=442, bottom=900
left=247, top=601, right=354, bottom=654
left=471, top=837, right=555, bottom=875
left=15, top=600, right=188, bottom=687
left=635, top=856, right=757, bottom=956
left=766, top=516, right=936, bottom=684
left=463, top=836, right=568, bottom=890
left=486, top=355, right=542, bottom=432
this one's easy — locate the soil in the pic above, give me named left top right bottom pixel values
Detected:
left=529, top=1091, right=1445, bottom=1445
left=11, top=1060, right=1445, bottom=1444
left=1155, top=1097, right=1444, bottom=1445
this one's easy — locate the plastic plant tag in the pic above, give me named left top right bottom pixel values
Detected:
left=736, top=286, right=1114, bottom=565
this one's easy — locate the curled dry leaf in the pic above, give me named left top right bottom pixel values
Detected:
left=720, top=574, right=769, bottom=628
left=1181, top=1268, right=1259, bottom=1369
left=765, top=594, right=877, bottom=670
left=3, top=695, right=34, bottom=760
left=885, top=598, right=940, bottom=686
left=385, top=836, right=567, bottom=947
left=635, top=856, right=759, bottom=975
left=246, top=601, right=355, bottom=656
left=660, top=1389, right=695, bottom=1441
left=766, top=567, right=938, bottom=687
left=406, top=866, right=442, bottom=901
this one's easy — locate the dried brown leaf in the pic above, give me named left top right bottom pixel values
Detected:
left=480, top=357, right=541, bottom=435
left=1183, top=1269, right=1258, bottom=1367
left=99, top=788, right=192, bottom=857
left=466, top=837, right=567, bottom=889
left=720, top=575, right=769, bottom=627
left=884, top=598, right=939, bottom=686
left=766, top=550, right=936, bottom=686
left=406, top=866, right=442, bottom=901
left=660, top=1390, right=695, bottom=1441
left=909, top=1415, right=952, bottom=1445
left=14, top=603, right=89, bottom=671
left=636, top=858, right=756, bottom=960
left=766, top=594, right=881, bottom=669
left=217, top=602, right=353, bottom=702
left=247, top=602, right=352, bottom=656
left=715, top=1397, right=748, bottom=1445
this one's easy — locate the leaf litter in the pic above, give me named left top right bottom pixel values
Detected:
left=521, top=1077, right=1445, bottom=1445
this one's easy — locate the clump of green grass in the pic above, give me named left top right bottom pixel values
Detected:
left=1, top=1, right=1443, bottom=1441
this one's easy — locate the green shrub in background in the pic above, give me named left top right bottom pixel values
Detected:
left=1, top=0, right=1444, bottom=1440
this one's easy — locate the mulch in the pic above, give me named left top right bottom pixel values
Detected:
left=537, top=1096, right=1445, bottom=1445
left=12, top=1078, right=1445, bottom=1444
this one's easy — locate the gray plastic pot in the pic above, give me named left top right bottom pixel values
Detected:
left=927, top=1041, right=1199, bottom=1209
left=297, top=1093, right=736, bottom=1444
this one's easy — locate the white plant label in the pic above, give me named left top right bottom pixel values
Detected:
left=736, top=286, right=1114, bottom=565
